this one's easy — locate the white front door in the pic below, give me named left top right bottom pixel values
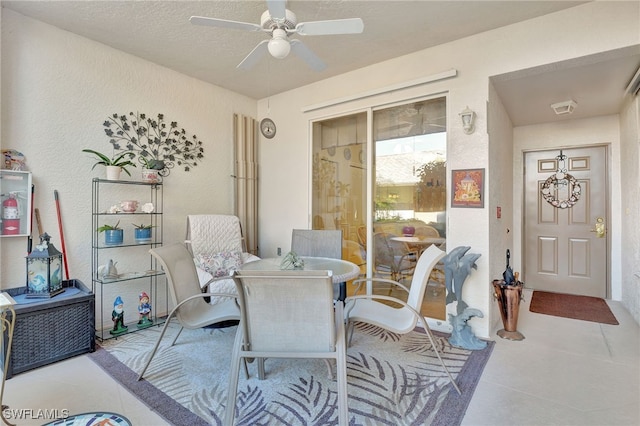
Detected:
left=524, top=146, right=608, bottom=298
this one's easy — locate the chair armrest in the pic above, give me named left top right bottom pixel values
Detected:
left=351, top=277, right=410, bottom=295
left=344, top=294, right=424, bottom=332
left=165, top=291, right=239, bottom=322
left=202, top=274, right=235, bottom=290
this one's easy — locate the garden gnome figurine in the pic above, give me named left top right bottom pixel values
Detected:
left=137, top=291, right=153, bottom=328
left=110, top=295, right=128, bottom=335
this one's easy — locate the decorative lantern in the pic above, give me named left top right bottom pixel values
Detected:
left=26, top=233, right=64, bottom=298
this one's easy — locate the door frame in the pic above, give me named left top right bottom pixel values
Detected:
left=521, top=144, right=611, bottom=298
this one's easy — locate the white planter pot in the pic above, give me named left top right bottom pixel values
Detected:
left=141, top=168, right=160, bottom=183
left=106, top=166, right=122, bottom=181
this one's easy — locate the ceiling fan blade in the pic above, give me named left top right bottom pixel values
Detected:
left=294, top=18, right=364, bottom=36
left=237, top=40, right=269, bottom=70
left=290, top=39, right=326, bottom=72
left=266, top=0, right=287, bottom=22
left=189, top=16, right=263, bottom=32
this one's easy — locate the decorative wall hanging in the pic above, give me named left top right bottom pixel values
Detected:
left=104, top=112, right=205, bottom=176
left=451, top=168, right=484, bottom=208
left=540, top=150, right=581, bottom=209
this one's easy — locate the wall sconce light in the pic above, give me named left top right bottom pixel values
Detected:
left=459, top=106, right=476, bottom=134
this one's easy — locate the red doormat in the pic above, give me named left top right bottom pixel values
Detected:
left=529, top=291, right=619, bottom=325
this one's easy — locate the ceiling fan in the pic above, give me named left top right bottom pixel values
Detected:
left=189, top=0, right=364, bottom=71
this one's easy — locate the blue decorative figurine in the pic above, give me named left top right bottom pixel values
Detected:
left=110, top=295, right=128, bottom=335
left=137, top=291, right=153, bottom=328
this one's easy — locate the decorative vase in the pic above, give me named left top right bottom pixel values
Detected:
left=106, top=166, right=122, bottom=181
left=402, top=226, right=415, bottom=237
left=134, top=228, right=152, bottom=244
left=142, top=168, right=160, bottom=183
left=104, top=229, right=124, bottom=246
left=492, top=279, right=525, bottom=341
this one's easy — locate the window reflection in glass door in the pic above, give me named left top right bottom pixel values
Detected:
left=312, top=112, right=367, bottom=279
left=373, top=98, right=447, bottom=319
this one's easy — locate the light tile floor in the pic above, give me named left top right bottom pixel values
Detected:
left=3, top=289, right=639, bottom=426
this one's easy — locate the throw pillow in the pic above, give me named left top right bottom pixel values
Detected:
left=196, top=251, right=242, bottom=278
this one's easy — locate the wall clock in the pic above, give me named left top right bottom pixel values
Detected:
left=260, top=118, right=276, bottom=139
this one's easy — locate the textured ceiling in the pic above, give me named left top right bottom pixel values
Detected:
left=3, top=1, right=639, bottom=125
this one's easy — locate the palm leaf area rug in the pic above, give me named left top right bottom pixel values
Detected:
left=90, top=320, right=493, bottom=426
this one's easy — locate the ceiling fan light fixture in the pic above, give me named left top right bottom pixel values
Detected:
left=268, top=28, right=291, bottom=59
left=551, top=100, right=577, bottom=115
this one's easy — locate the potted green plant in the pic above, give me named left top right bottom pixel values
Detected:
left=97, top=221, right=123, bottom=245
left=103, top=112, right=205, bottom=178
left=139, top=157, right=163, bottom=183
left=132, top=223, right=155, bottom=243
left=82, top=149, right=136, bottom=180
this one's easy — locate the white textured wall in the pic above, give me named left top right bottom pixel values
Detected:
left=488, top=82, right=515, bottom=331
left=1, top=9, right=256, bottom=321
left=619, top=95, right=640, bottom=323
left=256, top=2, right=639, bottom=337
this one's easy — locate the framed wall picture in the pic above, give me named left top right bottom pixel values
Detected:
left=451, top=168, right=485, bottom=208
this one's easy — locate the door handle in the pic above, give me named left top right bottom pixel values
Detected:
left=589, top=217, right=605, bottom=238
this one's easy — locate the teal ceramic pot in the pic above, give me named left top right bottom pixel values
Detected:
left=104, top=229, right=123, bottom=245
left=134, top=228, right=152, bottom=243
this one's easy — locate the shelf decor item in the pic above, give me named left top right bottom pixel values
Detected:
left=137, top=291, right=153, bottom=329
left=25, top=233, right=64, bottom=298
left=98, top=221, right=123, bottom=246
left=141, top=166, right=160, bottom=183
left=132, top=223, right=154, bottom=244
left=120, top=200, right=138, bottom=212
left=110, top=296, right=128, bottom=336
left=104, top=112, right=205, bottom=177
left=81, top=149, right=137, bottom=180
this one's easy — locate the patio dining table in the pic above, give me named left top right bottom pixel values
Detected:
left=391, top=235, right=446, bottom=256
left=239, top=256, right=360, bottom=302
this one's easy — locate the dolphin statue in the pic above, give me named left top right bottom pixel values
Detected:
left=443, top=246, right=470, bottom=305
left=452, top=253, right=482, bottom=314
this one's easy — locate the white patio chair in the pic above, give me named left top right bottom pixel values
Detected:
left=345, top=244, right=461, bottom=395
left=138, top=243, right=242, bottom=381
left=225, top=269, right=348, bottom=425
left=291, top=229, right=343, bottom=299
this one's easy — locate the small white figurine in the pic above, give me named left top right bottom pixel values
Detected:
left=141, top=203, right=154, bottom=213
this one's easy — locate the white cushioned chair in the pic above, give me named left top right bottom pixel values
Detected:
left=138, top=243, right=242, bottom=381
left=185, top=214, right=259, bottom=303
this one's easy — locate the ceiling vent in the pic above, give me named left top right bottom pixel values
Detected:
left=550, top=100, right=577, bottom=115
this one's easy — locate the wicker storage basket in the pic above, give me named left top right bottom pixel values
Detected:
left=2, top=279, right=94, bottom=378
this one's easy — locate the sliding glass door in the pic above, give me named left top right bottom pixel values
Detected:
left=372, top=98, right=447, bottom=319
left=312, top=97, right=447, bottom=319
left=311, top=112, right=367, bottom=277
